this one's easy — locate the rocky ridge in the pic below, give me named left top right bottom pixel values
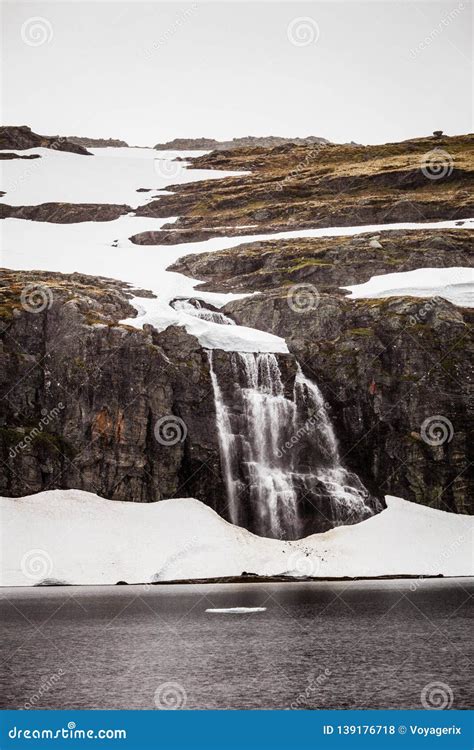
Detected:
left=169, top=228, right=472, bottom=294
left=132, top=134, right=474, bottom=245
left=68, top=136, right=129, bottom=148
left=154, top=135, right=330, bottom=151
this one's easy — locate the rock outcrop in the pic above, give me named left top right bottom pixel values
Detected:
left=0, top=203, right=132, bottom=223
left=154, top=135, right=330, bottom=151
left=0, top=126, right=91, bottom=155
left=67, top=136, right=129, bottom=148
left=168, top=229, right=473, bottom=293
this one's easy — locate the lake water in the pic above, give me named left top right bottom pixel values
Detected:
left=0, top=579, right=472, bottom=710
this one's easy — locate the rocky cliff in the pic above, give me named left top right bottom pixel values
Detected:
left=0, top=270, right=225, bottom=513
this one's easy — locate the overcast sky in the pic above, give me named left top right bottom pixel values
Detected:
left=1, top=1, right=472, bottom=146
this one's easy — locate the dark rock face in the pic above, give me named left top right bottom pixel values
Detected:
left=0, top=203, right=131, bottom=223
left=0, top=270, right=225, bottom=511
left=0, top=126, right=91, bottom=155
left=224, top=293, right=473, bottom=514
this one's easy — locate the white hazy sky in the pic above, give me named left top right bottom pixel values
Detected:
left=1, top=1, right=472, bottom=146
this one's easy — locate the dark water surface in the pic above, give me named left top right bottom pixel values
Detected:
left=1, top=579, right=472, bottom=709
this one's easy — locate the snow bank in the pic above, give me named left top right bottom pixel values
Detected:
left=121, top=295, right=288, bottom=353
left=1, top=490, right=471, bottom=587
left=0, top=147, right=239, bottom=208
left=343, top=267, right=474, bottom=307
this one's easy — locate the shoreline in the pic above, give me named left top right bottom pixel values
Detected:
left=2, top=573, right=474, bottom=590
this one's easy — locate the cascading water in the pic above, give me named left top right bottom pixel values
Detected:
left=171, top=298, right=235, bottom=326
left=208, top=350, right=376, bottom=540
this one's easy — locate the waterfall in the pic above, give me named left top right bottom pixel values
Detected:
left=208, top=351, right=375, bottom=540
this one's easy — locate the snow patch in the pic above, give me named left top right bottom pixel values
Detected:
left=343, top=267, right=474, bottom=307
left=121, top=295, right=288, bottom=352
left=1, top=490, right=472, bottom=587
